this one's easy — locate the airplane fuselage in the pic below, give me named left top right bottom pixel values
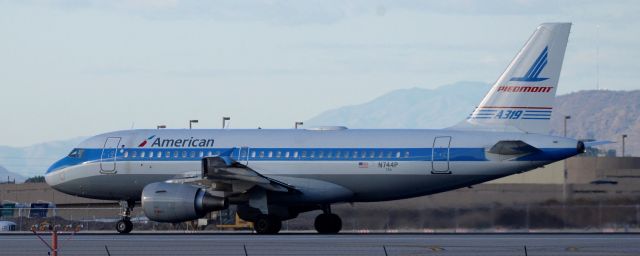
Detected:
left=45, top=128, right=581, bottom=204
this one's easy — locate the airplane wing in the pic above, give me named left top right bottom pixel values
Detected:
left=201, top=156, right=296, bottom=193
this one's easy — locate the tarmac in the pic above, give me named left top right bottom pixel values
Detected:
left=0, top=233, right=639, bottom=256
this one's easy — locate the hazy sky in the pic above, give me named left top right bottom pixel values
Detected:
left=1, top=0, right=638, bottom=146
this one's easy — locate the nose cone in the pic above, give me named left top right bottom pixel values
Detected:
left=45, top=157, right=72, bottom=187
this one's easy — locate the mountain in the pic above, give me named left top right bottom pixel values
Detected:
left=307, top=82, right=639, bottom=156
left=307, top=81, right=491, bottom=129
left=0, top=165, right=25, bottom=183
left=549, top=90, right=640, bottom=156
left=0, top=137, right=86, bottom=178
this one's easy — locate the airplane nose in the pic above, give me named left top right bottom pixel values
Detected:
left=45, top=157, right=71, bottom=187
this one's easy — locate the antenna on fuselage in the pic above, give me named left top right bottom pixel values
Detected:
left=222, top=117, right=230, bottom=129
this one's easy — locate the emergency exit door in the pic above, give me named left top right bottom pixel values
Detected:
left=431, top=136, right=451, bottom=174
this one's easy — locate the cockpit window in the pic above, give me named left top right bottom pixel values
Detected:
left=68, top=149, right=84, bottom=158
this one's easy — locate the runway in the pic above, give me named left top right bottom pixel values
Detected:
left=0, top=233, right=639, bottom=256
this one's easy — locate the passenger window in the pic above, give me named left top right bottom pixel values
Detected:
left=344, top=151, right=350, bottom=158
left=251, top=151, right=256, bottom=158
left=157, top=151, right=162, bottom=158
left=140, top=151, right=146, bottom=158
left=396, top=152, right=401, bottom=158
left=207, top=151, right=212, bottom=156
left=199, top=151, right=204, bottom=158
left=285, top=151, right=290, bottom=158
left=353, top=151, right=358, bottom=158
left=215, top=151, right=220, bottom=156
left=131, top=151, right=137, bottom=158
left=378, top=151, right=383, bottom=158
left=405, top=151, right=410, bottom=158
left=190, top=151, right=195, bottom=158
left=293, top=151, right=299, bottom=158
left=181, top=151, right=187, bottom=158
left=124, top=151, right=129, bottom=158
left=310, top=151, right=315, bottom=158
left=268, top=151, right=273, bottom=158
left=386, top=151, right=392, bottom=158
left=369, top=151, right=375, bottom=158
left=327, top=151, right=332, bottom=159
left=149, top=151, right=154, bottom=158
left=301, top=151, right=307, bottom=158
left=276, top=151, right=282, bottom=158
left=259, top=151, right=265, bottom=158
left=318, top=151, right=324, bottom=159
left=173, top=151, right=179, bottom=158
left=336, top=151, right=341, bottom=159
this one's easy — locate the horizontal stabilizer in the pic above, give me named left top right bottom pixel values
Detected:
left=583, top=140, right=615, bottom=147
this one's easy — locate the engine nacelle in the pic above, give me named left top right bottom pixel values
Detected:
left=141, top=182, right=228, bottom=223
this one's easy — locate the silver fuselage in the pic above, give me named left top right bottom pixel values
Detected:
left=45, top=128, right=580, bottom=204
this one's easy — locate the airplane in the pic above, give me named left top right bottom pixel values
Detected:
left=45, top=23, right=585, bottom=234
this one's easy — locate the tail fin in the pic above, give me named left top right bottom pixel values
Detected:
left=457, top=23, right=571, bottom=134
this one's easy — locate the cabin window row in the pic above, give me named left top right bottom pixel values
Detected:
left=120, top=149, right=412, bottom=160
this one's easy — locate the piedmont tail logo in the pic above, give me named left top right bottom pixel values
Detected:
left=510, top=46, right=550, bottom=82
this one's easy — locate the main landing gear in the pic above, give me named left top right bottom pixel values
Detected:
left=253, top=214, right=282, bottom=234
left=314, top=205, right=342, bottom=234
left=247, top=204, right=342, bottom=234
left=116, top=200, right=134, bottom=234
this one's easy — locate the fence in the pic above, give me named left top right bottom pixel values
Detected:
left=1, top=204, right=640, bottom=232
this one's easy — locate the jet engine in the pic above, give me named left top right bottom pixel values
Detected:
left=141, top=182, right=228, bottom=223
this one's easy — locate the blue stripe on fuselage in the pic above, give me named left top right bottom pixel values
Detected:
left=45, top=146, right=578, bottom=174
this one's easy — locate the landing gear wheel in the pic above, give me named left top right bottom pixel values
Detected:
left=253, top=215, right=282, bottom=234
left=116, top=219, right=133, bottom=234
left=116, top=200, right=134, bottom=234
left=314, top=213, right=342, bottom=234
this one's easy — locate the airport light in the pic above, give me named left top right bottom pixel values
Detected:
left=562, top=115, right=571, bottom=203
left=157, top=125, right=166, bottom=129
left=222, top=117, right=230, bottom=129
left=189, top=120, right=198, bottom=130
left=563, top=116, right=571, bottom=137
left=622, top=134, right=628, bottom=157
left=295, top=121, right=303, bottom=129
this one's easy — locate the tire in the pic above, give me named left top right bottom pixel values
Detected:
left=116, top=219, right=133, bottom=234
left=253, top=215, right=281, bottom=234
left=314, top=213, right=342, bottom=234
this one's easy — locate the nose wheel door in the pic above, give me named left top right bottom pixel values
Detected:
left=100, top=137, right=121, bottom=174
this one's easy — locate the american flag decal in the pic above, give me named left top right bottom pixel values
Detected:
left=358, top=162, right=368, bottom=168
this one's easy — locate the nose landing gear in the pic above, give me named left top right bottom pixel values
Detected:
left=116, top=200, right=134, bottom=234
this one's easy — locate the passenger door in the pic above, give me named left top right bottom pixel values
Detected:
left=431, top=136, right=451, bottom=174
left=238, top=147, right=250, bottom=166
left=100, top=137, right=121, bottom=174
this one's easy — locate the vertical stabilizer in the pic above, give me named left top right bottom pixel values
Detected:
left=458, top=23, right=571, bottom=134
